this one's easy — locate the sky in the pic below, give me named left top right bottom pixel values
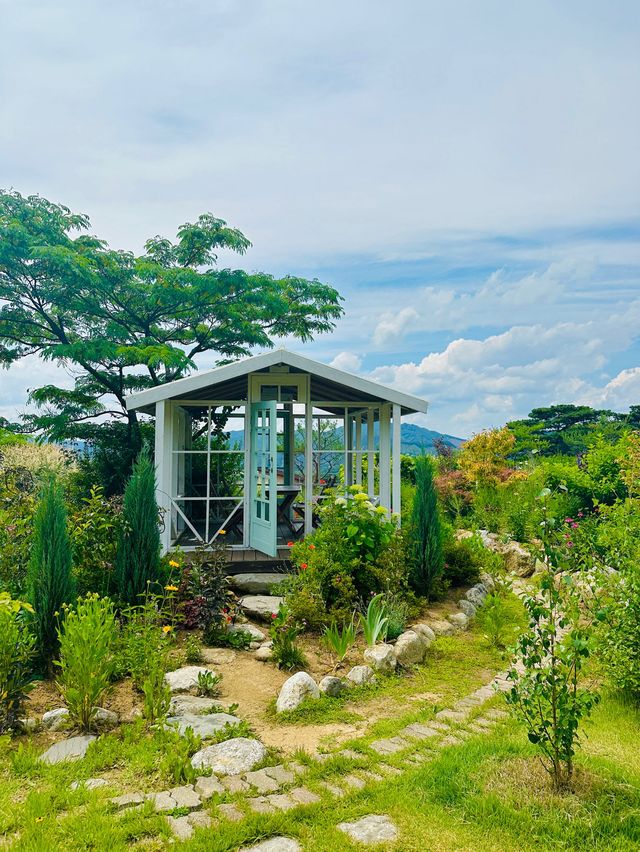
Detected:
left=1, top=0, right=639, bottom=436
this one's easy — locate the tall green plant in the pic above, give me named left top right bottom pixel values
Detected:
left=0, top=595, right=35, bottom=733
left=360, top=594, right=388, bottom=647
left=408, top=455, right=444, bottom=597
left=115, top=451, right=161, bottom=605
left=27, top=475, right=75, bottom=666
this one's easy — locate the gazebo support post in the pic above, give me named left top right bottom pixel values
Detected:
left=392, top=403, right=401, bottom=522
left=379, top=403, right=391, bottom=512
left=155, top=399, right=174, bottom=554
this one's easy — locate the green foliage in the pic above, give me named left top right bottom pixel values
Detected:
left=184, top=634, right=203, bottom=664
left=115, top=451, right=161, bottom=606
left=69, top=486, right=121, bottom=596
left=441, top=528, right=485, bottom=589
left=408, top=455, right=444, bottom=597
left=508, top=404, right=626, bottom=458
left=506, top=569, right=598, bottom=790
left=383, top=592, right=410, bottom=641
left=0, top=597, right=35, bottom=733
left=158, top=727, right=200, bottom=785
left=196, top=670, right=221, bottom=697
left=359, top=593, right=388, bottom=647
left=270, top=604, right=307, bottom=671
left=0, top=190, right=343, bottom=472
left=115, top=591, right=174, bottom=689
left=27, top=475, right=76, bottom=666
left=177, top=544, right=235, bottom=634
left=478, top=592, right=517, bottom=650
left=141, top=664, right=171, bottom=724
left=322, top=616, right=356, bottom=664
left=203, top=625, right=251, bottom=650
left=596, top=565, right=640, bottom=699
left=55, top=594, right=118, bottom=731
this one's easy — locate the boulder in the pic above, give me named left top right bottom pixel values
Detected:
left=479, top=572, right=496, bottom=593
left=345, top=665, right=377, bottom=686
left=501, top=541, right=536, bottom=577
left=42, top=708, right=69, bottom=731
left=239, top=595, right=284, bottom=622
left=276, top=672, right=320, bottom=713
left=39, top=735, right=97, bottom=765
left=169, top=695, right=224, bottom=716
left=457, top=599, right=477, bottom=618
left=164, top=666, right=217, bottom=694
left=411, top=623, right=436, bottom=643
left=191, top=737, right=267, bottom=776
left=466, top=586, right=487, bottom=607
left=364, top=643, right=397, bottom=673
left=319, top=676, right=347, bottom=696
left=393, top=631, right=428, bottom=666
left=92, top=708, right=119, bottom=730
left=226, top=623, right=266, bottom=642
left=254, top=645, right=273, bottom=662
left=448, top=612, right=469, bottom=630
left=166, top=712, right=241, bottom=739
left=428, top=620, right=456, bottom=637
left=229, top=573, right=286, bottom=595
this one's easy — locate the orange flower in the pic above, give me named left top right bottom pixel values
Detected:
left=308, top=544, right=316, bottom=550
left=287, top=541, right=294, bottom=547
left=300, top=563, right=308, bottom=570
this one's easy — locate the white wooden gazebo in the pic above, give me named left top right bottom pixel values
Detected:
left=126, top=349, right=428, bottom=558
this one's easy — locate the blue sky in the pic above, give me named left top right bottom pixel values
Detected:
left=1, top=0, right=639, bottom=436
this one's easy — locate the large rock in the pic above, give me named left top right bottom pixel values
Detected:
left=346, top=665, right=377, bottom=686
left=239, top=595, right=284, bottom=622
left=167, top=712, right=241, bottom=738
left=319, top=676, right=347, bottom=696
left=364, top=643, right=397, bottom=673
left=39, top=735, right=97, bottom=765
left=42, top=708, right=69, bottom=731
left=254, top=645, right=273, bottom=662
left=479, top=572, right=496, bottom=592
left=501, top=541, right=536, bottom=577
left=393, top=630, right=429, bottom=666
left=169, top=695, right=224, bottom=716
left=447, top=612, right=469, bottom=630
left=428, top=620, right=456, bottom=637
left=92, top=708, right=119, bottom=730
left=457, top=599, right=477, bottom=618
left=229, top=573, right=286, bottom=595
left=411, top=623, right=436, bottom=643
left=226, top=622, right=266, bottom=642
left=466, top=586, right=487, bottom=607
left=164, top=666, right=217, bottom=694
left=276, top=672, right=320, bottom=713
left=337, top=814, right=398, bottom=844
left=191, top=737, right=267, bottom=776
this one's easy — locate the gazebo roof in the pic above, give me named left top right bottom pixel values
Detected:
left=126, top=348, right=428, bottom=415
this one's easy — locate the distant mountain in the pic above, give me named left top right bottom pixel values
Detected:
left=227, top=422, right=463, bottom=456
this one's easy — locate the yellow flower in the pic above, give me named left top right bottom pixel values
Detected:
left=218, top=529, right=227, bottom=535
left=165, top=584, right=178, bottom=592
left=168, top=559, right=180, bottom=568
left=162, top=625, right=173, bottom=634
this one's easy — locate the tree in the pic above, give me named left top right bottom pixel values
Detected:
left=115, top=450, right=162, bottom=605
left=27, top=475, right=76, bottom=667
left=457, top=427, right=516, bottom=489
left=408, top=456, right=444, bottom=597
left=0, top=191, right=343, bottom=485
left=508, top=405, right=625, bottom=458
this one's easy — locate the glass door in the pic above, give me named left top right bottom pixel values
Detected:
left=249, top=400, right=277, bottom=557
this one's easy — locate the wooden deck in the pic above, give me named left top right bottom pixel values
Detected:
left=224, top=547, right=293, bottom=574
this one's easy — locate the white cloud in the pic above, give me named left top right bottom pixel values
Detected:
left=329, top=351, right=362, bottom=372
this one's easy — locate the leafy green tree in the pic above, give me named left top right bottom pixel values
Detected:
left=27, top=476, right=76, bottom=667
left=508, top=404, right=624, bottom=458
left=115, top=451, right=161, bottom=605
left=0, top=191, right=343, bottom=487
left=408, top=455, right=444, bottom=597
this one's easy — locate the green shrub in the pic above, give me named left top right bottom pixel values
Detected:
left=142, top=662, right=171, bottom=724
left=69, top=485, right=121, bottom=596
left=0, top=595, right=35, bottom=733
left=55, top=594, right=118, bottom=731
left=115, top=450, right=161, bottom=605
left=115, top=591, right=173, bottom=689
left=276, top=570, right=327, bottom=631
left=359, top=593, right=388, bottom=647
left=322, top=616, right=356, bottom=665
left=27, top=475, right=76, bottom=666
left=384, top=592, right=410, bottom=641
left=441, top=529, right=483, bottom=588
left=177, top=544, right=235, bottom=634
left=597, top=565, right=640, bottom=699
left=478, top=592, right=517, bottom=649
left=184, top=634, right=203, bottom=664
left=270, top=604, right=307, bottom=670
left=197, top=670, right=221, bottom=697
left=408, top=456, right=444, bottom=597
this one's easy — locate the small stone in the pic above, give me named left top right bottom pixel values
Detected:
left=244, top=769, right=281, bottom=793
left=218, top=802, right=244, bottom=821
left=364, top=643, right=397, bottom=673
left=191, top=737, right=267, bottom=776
left=457, top=599, right=477, bottom=618
left=448, top=612, right=469, bottom=630
left=393, top=631, right=429, bottom=666
left=194, top=775, right=225, bottom=799
left=471, top=716, right=496, bottom=729
left=239, top=595, right=284, bottom=622
left=343, top=774, right=366, bottom=789
left=401, top=723, right=440, bottom=740
left=338, top=749, right=362, bottom=760
left=255, top=645, right=273, bottom=662
left=276, top=672, right=320, bottom=713
left=164, top=666, right=217, bottom=694
left=317, top=780, right=345, bottom=797
left=18, top=717, right=39, bottom=734
left=435, top=708, right=469, bottom=723
left=200, top=647, right=237, bottom=665
left=440, top=734, right=464, bottom=746
left=346, top=665, right=377, bottom=686
left=287, top=761, right=309, bottom=776
left=229, top=572, right=286, bottom=595
left=247, top=795, right=276, bottom=814
left=428, top=620, right=456, bottom=637
left=167, top=815, right=193, bottom=840
left=249, top=641, right=261, bottom=650
left=166, top=712, right=241, bottom=739
left=377, top=764, right=402, bottom=775
left=39, top=735, right=97, bottom=765
left=111, top=792, right=145, bottom=810
left=264, top=764, right=296, bottom=784
left=239, top=839, right=302, bottom=852
left=337, top=814, right=398, bottom=844
left=479, top=572, right=496, bottom=592
left=169, top=785, right=202, bottom=810
left=266, top=793, right=297, bottom=811
left=42, top=708, right=69, bottom=731
left=221, top=774, right=250, bottom=793
left=411, top=623, right=436, bottom=643
left=70, top=777, right=109, bottom=791
left=289, top=786, right=321, bottom=804
left=318, top=675, right=346, bottom=696
left=429, top=720, right=451, bottom=731
left=360, top=770, right=385, bottom=782
left=369, top=736, right=407, bottom=755
left=148, top=791, right=177, bottom=812
left=226, top=622, right=266, bottom=642
left=92, top=708, right=119, bottom=730
left=484, top=708, right=509, bottom=720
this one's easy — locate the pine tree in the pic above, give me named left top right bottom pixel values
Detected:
left=115, top=450, right=161, bottom=605
left=28, top=475, right=75, bottom=666
left=408, top=455, right=444, bottom=597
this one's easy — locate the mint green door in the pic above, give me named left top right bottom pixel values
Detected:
left=249, top=400, right=277, bottom=557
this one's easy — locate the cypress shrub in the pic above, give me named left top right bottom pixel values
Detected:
left=408, top=455, right=444, bottom=597
left=115, top=450, right=161, bottom=605
left=28, top=475, right=75, bottom=666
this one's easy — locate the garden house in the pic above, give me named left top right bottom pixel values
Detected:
left=125, top=349, right=428, bottom=558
